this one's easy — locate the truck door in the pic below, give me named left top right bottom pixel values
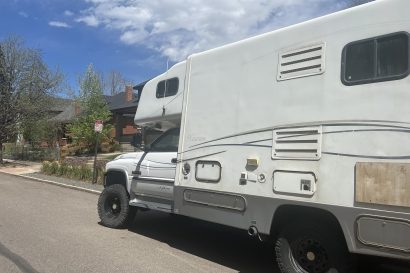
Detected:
left=134, top=128, right=179, bottom=201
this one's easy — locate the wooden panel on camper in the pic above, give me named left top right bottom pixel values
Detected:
left=355, top=162, right=410, bottom=208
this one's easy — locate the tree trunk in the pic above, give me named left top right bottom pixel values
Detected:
left=0, top=142, right=3, bottom=164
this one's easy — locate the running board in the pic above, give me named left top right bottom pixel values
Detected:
left=129, top=198, right=172, bottom=213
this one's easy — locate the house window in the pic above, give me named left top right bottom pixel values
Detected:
left=342, top=32, right=409, bottom=85
left=156, top=78, right=179, bottom=98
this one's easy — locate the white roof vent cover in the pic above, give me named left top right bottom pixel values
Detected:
left=277, top=43, right=325, bottom=81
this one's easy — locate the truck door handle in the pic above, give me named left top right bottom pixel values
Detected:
left=171, top=158, right=177, bottom=163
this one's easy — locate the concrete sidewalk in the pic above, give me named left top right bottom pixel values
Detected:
left=0, top=159, right=42, bottom=175
left=0, top=159, right=103, bottom=194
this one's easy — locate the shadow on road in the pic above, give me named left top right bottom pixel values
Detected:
left=127, top=211, right=409, bottom=273
left=128, top=211, right=275, bottom=273
left=358, top=255, right=410, bottom=273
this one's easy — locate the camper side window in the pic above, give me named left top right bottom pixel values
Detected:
left=156, top=78, right=179, bottom=98
left=342, top=32, right=409, bottom=85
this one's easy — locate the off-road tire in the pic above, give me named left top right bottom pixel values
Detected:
left=97, top=184, right=136, bottom=228
left=275, top=223, right=355, bottom=273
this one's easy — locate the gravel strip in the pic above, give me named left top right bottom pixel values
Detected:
left=24, top=172, right=104, bottom=192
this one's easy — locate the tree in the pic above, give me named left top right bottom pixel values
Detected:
left=22, top=119, right=61, bottom=146
left=102, top=70, right=127, bottom=95
left=68, top=64, right=112, bottom=151
left=0, top=45, right=9, bottom=164
left=0, top=36, right=62, bottom=164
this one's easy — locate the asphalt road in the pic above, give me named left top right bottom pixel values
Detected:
left=0, top=173, right=409, bottom=273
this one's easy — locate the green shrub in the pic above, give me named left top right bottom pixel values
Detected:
left=65, top=165, right=73, bottom=178
left=41, top=158, right=105, bottom=184
left=42, top=161, right=59, bottom=175
left=49, top=161, right=59, bottom=175
left=42, top=161, right=51, bottom=174
left=58, top=162, right=69, bottom=176
left=79, top=164, right=92, bottom=180
left=71, top=165, right=81, bottom=180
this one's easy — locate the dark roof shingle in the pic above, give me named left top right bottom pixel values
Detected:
left=104, top=92, right=138, bottom=111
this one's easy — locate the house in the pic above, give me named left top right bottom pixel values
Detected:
left=104, top=81, right=163, bottom=148
left=105, top=84, right=142, bottom=144
left=50, top=81, right=163, bottom=150
left=51, top=98, right=79, bottom=124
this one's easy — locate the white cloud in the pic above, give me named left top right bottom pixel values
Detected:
left=64, top=10, right=74, bottom=16
left=75, top=15, right=100, bottom=27
left=49, top=21, right=71, bottom=28
left=77, top=0, right=372, bottom=61
left=18, top=11, right=28, bottom=18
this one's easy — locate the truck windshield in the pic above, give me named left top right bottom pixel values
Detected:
left=149, top=128, right=180, bottom=152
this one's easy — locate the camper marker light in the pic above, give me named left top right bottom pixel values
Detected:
left=246, top=157, right=259, bottom=167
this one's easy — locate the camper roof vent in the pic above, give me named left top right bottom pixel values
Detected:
left=272, top=126, right=322, bottom=160
left=277, top=43, right=325, bottom=81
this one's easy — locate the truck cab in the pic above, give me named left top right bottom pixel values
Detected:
left=99, top=56, right=184, bottom=229
left=102, top=128, right=179, bottom=218
left=129, top=128, right=179, bottom=212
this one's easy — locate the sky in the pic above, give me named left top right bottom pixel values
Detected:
left=0, top=0, right=373, bottom=93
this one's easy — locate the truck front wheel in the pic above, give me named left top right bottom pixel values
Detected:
left=97, top=184, right=136, bottom=228
left=275, top=223, right=355, bottom=273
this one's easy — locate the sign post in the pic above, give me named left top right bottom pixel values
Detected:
left=93, top=120, right=103, bottom=184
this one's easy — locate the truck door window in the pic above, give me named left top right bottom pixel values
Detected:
left=149, top=128, right=180, bottom=152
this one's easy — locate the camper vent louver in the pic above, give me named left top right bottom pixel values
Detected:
left=277, top=43, right=325, bottom=81
left=272, top=126, right=322, bottom=160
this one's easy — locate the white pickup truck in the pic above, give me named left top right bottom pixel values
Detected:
left=98, top=128, right=179, bottom=228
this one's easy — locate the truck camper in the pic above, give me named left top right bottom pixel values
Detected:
left=98, top=0, right=410, bottom=272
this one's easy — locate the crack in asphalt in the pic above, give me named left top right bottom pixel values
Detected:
left=0, top=241, right=40, bottom=273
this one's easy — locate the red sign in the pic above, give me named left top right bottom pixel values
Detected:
left=94, top=120, right=103, bottom=133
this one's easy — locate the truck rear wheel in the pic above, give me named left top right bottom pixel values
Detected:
left=98, top=184, right=136, bottom=228
left=275, top=223, right=355, bottom=273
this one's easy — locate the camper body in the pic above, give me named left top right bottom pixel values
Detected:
left=99, top=0, right=410, bottom=271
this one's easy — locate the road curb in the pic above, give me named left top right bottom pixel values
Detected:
left=0, top=171, right=102, bottom=195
